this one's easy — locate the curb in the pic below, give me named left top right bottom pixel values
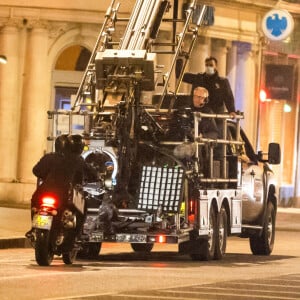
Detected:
left=0, top=237, right=31, bottom=249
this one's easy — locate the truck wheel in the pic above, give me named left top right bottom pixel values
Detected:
left=190, top=206, right=217, bottom=261
left=62, top=248, right=77, bottom=265
left=131, top=243, right=154, bottom=253
left=35, top=229, right=54, bottom=266
left=250, top=202, right=275, bottom=255
left=77, top=243, right=102, bottom=259
left=214, top=207, right=227, bottom=260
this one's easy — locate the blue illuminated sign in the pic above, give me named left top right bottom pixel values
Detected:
left=262, top=9, right=294, bottom=41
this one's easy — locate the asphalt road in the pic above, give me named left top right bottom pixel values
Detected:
left=0, top=230, right=300, bottom=300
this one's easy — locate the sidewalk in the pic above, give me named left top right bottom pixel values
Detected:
left=0, top=207, right=31, bottom=249
left=0, top=206, right=299, bottom=249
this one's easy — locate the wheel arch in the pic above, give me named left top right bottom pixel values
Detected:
left=210, top=197, right=218, bottom=214
left=267, top=184, right=277, bottom=212
left=221, top=198, right=231, bottom=235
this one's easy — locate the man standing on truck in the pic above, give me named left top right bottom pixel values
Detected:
left=183, top=56, right=236, bottom=119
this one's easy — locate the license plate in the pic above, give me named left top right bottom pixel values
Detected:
left=32, top=214, right=53, bottom=230
left=90, top=231, right=104, bottom=242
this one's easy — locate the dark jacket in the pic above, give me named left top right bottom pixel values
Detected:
left=31, top=152, right=98, bottom=206
left=167, top=103, right=218, bottom=141
left=183, top=71, right=236, bottom=114
left=194, top=105, right=219, bottom=139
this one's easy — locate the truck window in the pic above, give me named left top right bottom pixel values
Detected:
left=227, top=122, right=258, bottom=165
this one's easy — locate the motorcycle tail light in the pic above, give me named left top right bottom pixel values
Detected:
left=40, top=195, right=58, bottom=209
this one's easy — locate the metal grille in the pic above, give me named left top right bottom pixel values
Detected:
left=137, top=166, right=184, bottom=213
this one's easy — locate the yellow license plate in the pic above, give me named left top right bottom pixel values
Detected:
left=32, top=214, right=53, bottom=230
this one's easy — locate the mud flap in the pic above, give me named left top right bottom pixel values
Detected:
left=72, top=188, right=85, bottom=214
left=178, top=237, right=207, bottom=255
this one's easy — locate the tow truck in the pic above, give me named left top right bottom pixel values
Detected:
left=48, top=0, right=281, bottom=260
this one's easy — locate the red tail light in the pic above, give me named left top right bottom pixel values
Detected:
left=189, top=200, right=195, bottom=214
left=188, top=199, right=196, bottom=223
left=40, top=195, right=58, bottom=208
left=157, top=235, right=166, bottom=243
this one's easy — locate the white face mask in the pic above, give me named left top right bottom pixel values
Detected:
left=205, top=66, right=215, bottom=75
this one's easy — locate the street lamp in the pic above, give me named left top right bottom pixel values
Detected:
left=0, top=55, right=7, bottom=64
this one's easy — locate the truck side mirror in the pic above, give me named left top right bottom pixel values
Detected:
left=268, top=143, right=281, bottom=165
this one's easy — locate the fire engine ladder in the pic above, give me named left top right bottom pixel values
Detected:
left=194, top=112, right=245, bottom=184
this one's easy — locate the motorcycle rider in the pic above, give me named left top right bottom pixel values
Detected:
left=25, top=134, right=98, bottom=239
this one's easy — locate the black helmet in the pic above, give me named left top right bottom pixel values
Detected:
left=54, top=134, right=69, bottom=154
left=67, top=134, right=84, bottom=155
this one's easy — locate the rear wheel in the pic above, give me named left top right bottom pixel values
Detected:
left=131, top=243, right=154, bottom=253
left=190, top=205, right=217, bottom=261
left=35, top=229, right=54, bottom=266
left=214, top=207, right=227, bottom=260
left=250, top=202, right=275, bottom=255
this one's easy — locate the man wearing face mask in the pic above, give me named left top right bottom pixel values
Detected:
left=183, top=56, right=236, bottom=119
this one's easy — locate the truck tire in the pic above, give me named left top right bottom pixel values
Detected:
left=214, top=207, right=227, bottom=260
left=62, top=248, right=77, bottom=265
left=131, top=243, right=154, bottom=253
left=250, top=202, right=275, bottom=255
left=77, top=243, right=102, bottom=259
left=190, top=205, right=217, bottom=261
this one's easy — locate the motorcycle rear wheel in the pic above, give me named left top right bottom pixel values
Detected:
left=35, top=229, right=54, bottom=266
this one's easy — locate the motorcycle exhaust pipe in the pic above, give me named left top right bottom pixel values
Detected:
left=64, top=220, right=76, bottom=229
left=62, top=210, right=76, bottom=229
left=63, top=210, right=73, bottom=217
left=56, top=234, right=64, bottom=245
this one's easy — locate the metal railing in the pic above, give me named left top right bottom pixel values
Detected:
left=194, top=112, right=244, bottom=182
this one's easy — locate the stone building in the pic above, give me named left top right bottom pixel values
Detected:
left=0, top=0, right=299, bottom=206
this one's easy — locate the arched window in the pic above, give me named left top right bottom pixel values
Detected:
left=54, top=45, right=91, bottom=110
left=55, top=45, right=91, bottom=71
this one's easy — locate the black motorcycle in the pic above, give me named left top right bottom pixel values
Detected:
left=31, top=185, right=85, bottom=266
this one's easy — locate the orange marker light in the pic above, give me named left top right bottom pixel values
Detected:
left=158, top=235, right=166, bottom=243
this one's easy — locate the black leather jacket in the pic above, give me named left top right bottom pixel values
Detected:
left=31, top=152, right=98, bottom=206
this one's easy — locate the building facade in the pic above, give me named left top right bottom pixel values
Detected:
left=0, top=0, right=299, bottom=206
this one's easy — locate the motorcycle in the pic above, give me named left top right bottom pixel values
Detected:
left=31, top=185, right=85, bottom=266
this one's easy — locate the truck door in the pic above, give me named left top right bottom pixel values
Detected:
left=239, top=130, right=265, bottom=222
left=228, top=124, right=265, bottom=222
